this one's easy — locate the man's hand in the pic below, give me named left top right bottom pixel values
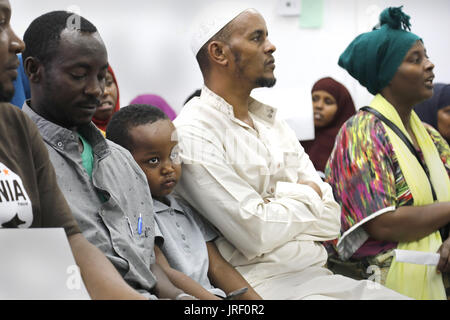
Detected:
left=437, top=237, right=450, bottom=273
left=69, top=233, right=148, bottom=300
left=297, top=180, right=323, bottom=199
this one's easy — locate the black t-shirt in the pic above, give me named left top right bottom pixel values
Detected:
left=0, top=103, right=80, bottom=235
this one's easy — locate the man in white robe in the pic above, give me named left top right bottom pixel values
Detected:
left=174, top=6, right=408, bottom=300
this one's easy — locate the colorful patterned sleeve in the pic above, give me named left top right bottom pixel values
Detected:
left=424, top=123, right=450, bottom=174
left=325, top=112, right=398, bottom=260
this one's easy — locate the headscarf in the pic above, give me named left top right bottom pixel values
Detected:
left=414, top=83, right=450, bottom=129
left=302, top=77, right=356, bottom=172
left=338, top=6, right=449, bottom=299
left=129, top=94, right=177, bottom=121
left=338, top=6, right=421, bottom=95
left=92, top=65, right=120, bottom=132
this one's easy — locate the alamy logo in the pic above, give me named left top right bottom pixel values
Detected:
left=66, top=5, right=82, bottom=31
left=66, top=265, right=82, bottom=290
left=366, top=265, right=382, bottom=289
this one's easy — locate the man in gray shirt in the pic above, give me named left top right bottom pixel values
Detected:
left=0, top=0, right=152, bottom=300
left=21, top=10, right=194, bottom=300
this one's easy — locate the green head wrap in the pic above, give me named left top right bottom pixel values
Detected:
left=338, top=6, right=421, bottom=95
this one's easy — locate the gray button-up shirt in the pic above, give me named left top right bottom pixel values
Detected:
left=23, top=102, right=158, bottom=298
left=154, top=195, right=225, bottom=297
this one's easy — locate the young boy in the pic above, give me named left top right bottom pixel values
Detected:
left=106, top=104, right=262, bottom=300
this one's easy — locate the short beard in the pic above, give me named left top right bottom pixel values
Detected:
left=0, top=83, right=14, bottom=103
left=255, top=77, right=276, bottom=88
left=231, top=49, right=277, bottom=89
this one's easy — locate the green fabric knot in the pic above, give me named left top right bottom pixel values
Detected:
left=338, top=6, right=421, bottom=95
left=379, top=6, right=412, bottom=31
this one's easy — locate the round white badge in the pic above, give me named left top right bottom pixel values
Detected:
left=0, top=163, right=33, bottom=228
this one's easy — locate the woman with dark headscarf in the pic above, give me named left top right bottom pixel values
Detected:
left=326, top=6, right=450, bottom=299
left=414, top=83, right=450, bottom=145
left=93, top=65, right=120, bottom=135
left=301, top=77, right=356, bottom=177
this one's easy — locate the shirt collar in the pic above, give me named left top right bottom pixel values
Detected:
left=200, top=85, right=278, bottom=126
left=152, top=194, right=185, bottom=214
left=22, top=100, right=110, bottom=158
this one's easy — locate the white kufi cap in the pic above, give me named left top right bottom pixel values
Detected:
left=190, top=3, right=251, bottom=56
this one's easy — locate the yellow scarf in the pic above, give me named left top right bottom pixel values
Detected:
left=370, top=94, right=450, bottom=300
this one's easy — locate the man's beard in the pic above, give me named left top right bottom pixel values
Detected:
left=232, top=49, right=277, bottom=89
left=255, top=76, right=276, bottom=88
left=0, top=83, right=14, bottom=103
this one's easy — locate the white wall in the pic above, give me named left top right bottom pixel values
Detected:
left=11, top=0, right=450, bottom=119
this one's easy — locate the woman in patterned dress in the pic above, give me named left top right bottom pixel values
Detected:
left=325, top=6, right=450, bottom=300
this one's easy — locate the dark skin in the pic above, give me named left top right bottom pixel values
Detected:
left=204, top=9, right=322, bottom=199
left=128, top=120, right=262, bottom=300
left=204, top=10, right=276, bottom=130
left=0, top=1, right=151, bottom=300
left=25, top=30, right=108, bottom=131
left=69, top=234, right=148, bottom=299
left=206, top=242, right=262, bottom=300
left=0, top=1, right=145, bottom=299
left=0, top=0, right=24, bottom=101
left=364, top=40, right=450, bottom=273
left=25, top=26, right=195, bottom=299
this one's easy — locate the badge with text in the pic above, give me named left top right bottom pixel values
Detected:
left=0, top=163, right=33, bottom=228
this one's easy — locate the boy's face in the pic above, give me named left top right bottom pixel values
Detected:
left=129, top=119, right=181, bottom=201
